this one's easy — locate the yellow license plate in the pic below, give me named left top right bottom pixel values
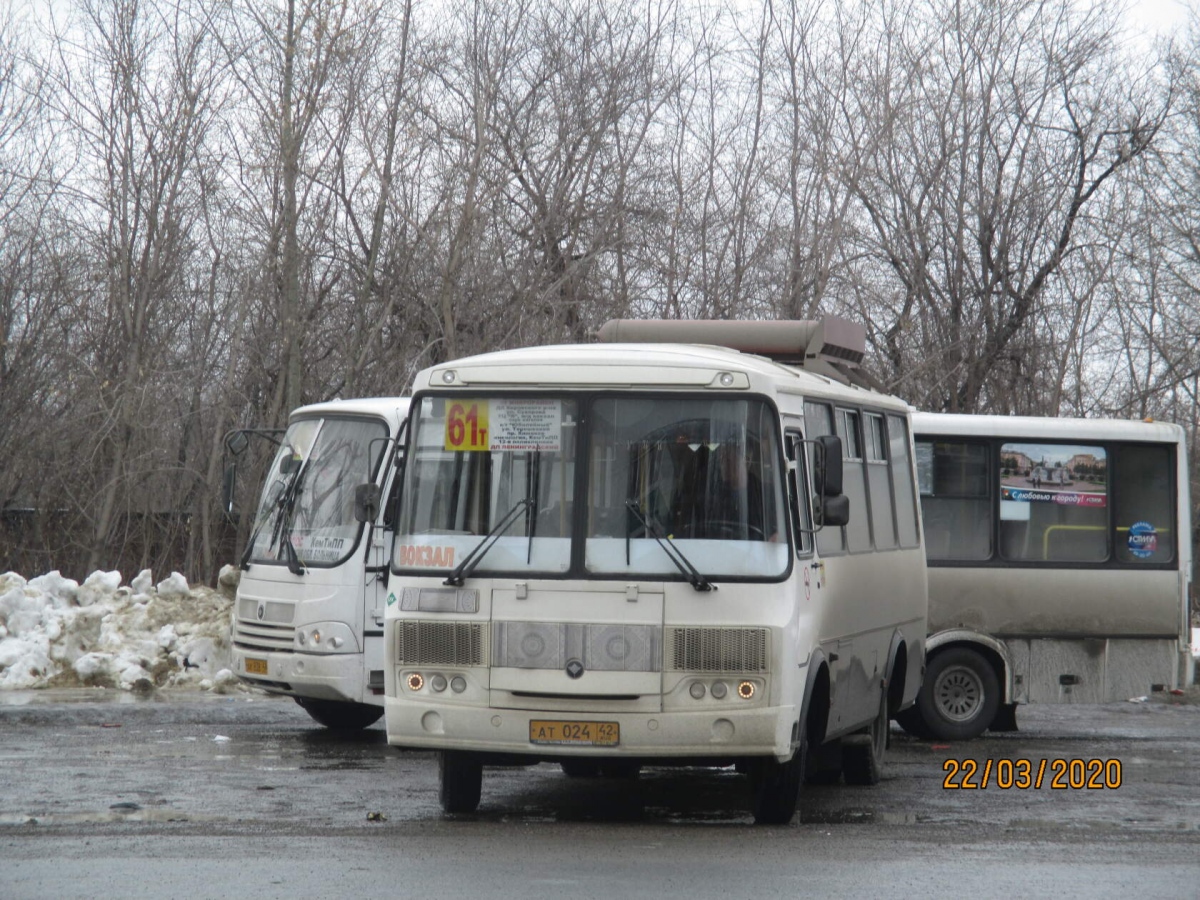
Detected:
left=529, top=720, right=619, bottom=747
left=244, top=657, right=268, bottom=675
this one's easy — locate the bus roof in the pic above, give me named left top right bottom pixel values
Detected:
left=289, top=396, right=410, bottom=425
left=417, top=342, right=907, bottom=410
left=911, top=411, right=1185, bottom=444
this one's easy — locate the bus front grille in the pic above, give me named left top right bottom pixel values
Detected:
left=666, top=627, right=769, bottom=673
left=233, top=621, right=295, bottom=653
left=395, top=621, right=486, bottom=667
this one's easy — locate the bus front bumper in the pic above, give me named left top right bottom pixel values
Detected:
left=384, top=698, right=799, bottom=761
left=231, top=646, right=367, bottom=705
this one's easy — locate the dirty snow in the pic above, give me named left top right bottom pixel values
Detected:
left=0, top=567, right=242, bottom=693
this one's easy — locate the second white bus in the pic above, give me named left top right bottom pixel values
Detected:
left=225, top=397, right=410, bottom=729
left=900, top=412, right=1193, bottom=740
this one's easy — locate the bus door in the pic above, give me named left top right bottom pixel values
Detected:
left=783, top=421, right=832, bottom=683
left=363, top=430, right=404, bottom=700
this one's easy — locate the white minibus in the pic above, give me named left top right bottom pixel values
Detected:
left=381, top=320, right=927, bottom=822
left=225, top=397, right=410, bottom=728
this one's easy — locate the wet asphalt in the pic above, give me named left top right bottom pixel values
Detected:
left=1, top=688, right=1198, bottom=898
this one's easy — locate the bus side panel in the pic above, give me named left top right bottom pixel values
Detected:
left=819, top=546, right=927, bottom=733
left=1006, top=638, right=1180, bottom=702
left=928, top=567, right=1180, bottom=638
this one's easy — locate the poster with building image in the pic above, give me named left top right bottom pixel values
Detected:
left=999, top=442, right=1107, bottom=520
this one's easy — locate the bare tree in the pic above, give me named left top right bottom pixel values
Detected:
left=844, top=0, right=1171, bottom=411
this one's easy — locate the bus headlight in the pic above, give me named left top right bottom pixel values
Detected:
left=710, top=681, right=728, bottom=700
left=737, top=680, right=756, bottom=700
left=294, top=622, right=358, bottom=654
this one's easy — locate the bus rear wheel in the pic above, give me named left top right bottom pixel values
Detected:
left=439, top=751, right=483, bottom=813
left=842, top=688, right=888, bottom=785
left=916, top=647, right=999, bottom=742
left=294, top=698, right=383, bottom=731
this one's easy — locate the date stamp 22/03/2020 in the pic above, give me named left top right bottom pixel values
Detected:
left=942, top=758, right=1122, bottom=790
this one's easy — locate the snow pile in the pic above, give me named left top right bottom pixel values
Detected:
left=0, top=567, right=240, bottom=692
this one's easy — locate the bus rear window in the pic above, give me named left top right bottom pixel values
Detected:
left=1113, top=444, right=1175, bottom=564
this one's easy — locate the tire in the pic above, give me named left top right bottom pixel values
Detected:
left=599, top=761, right=642, bottom=779
left=916, top=647, right=1000, bottom=742
left=439, top=751, right=483, bottom=813
left=894, top=705, right=934, bottom=740
left=842, top=688, right=888, bottom=786
left=294, top=697, right=383, bottom=731
left=989, top=702, right=1019, bottom=733
left=804, top=740, right=843, bottom=785
left=560, top=760, right=601, bottom=778
left=750, top=729, right=806, bottom=825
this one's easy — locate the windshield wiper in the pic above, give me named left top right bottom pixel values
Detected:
left=240, top=451, right=308, bottom=575
left=444, top=498, right=533, bottom=586
left=240, top=452, right=308, bottom=575
left=526, top=451, right=541, bottom=565
left=625, top=499, right=714, bottom=592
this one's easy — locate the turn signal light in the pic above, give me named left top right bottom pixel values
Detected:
left=737, top=680, right=756, bottom=700
left=406, top=673, right=425, bottom=691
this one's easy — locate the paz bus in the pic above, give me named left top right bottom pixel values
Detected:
left=900, top=412, right=1194, bottom=740
left=378, top=319, right=928, bottom=823
left=223, top=397, right=410, bottom=729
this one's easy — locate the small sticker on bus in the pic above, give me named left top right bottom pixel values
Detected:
left=1127, top=521, right=1157, bottom=558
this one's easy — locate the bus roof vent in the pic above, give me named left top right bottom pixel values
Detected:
left=595, top=317, right=866, bottom=370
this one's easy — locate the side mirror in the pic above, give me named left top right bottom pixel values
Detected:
left=354, top=483, right=382, bottom=523
left=224, top=430, right=250, bottom=456
left=816, top=434, right=844, bottom=497
left=819, top=493, right=850, bottom=528
left=221, top=463, right=238, bottom=516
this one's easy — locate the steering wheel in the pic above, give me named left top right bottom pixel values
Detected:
left=678, top=520, right=765, bottom=541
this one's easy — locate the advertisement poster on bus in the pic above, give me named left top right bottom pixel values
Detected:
left=999, top=442, right=1107, bottom=520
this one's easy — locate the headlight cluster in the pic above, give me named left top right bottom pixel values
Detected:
left=405, top=671, right=467, bottom=694
left=293, top=621, right=356, bottom=654
left=687, top=679, right=759, bottom=701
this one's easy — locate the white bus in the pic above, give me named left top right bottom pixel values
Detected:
left=224, top=397, right=410, bottom=729
left=901, top=412, right=1194, bottom=741
left=380, top=320, right=927, bottom=823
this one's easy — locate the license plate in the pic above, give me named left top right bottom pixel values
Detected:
left=244, top=657, right=268, bottom=675
left=529, top=720, right=619, bottom=747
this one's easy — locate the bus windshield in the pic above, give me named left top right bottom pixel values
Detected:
left=395, top=394, right=789, bottom=581
left=247, top=416, right=388, bottom=567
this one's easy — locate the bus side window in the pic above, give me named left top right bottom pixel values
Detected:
left=785, top=430, right=813, bottom=556
left=1114, top=444, right=1175, bottom=564
left=864, top=412, right=896, bottom=550
left=887, top=414, right=921, bottom=549
left=804, top=401, right=845, bottom=556
left=836, top=407, right=872, bottom=553
left=918, top=440, right=992, bottom=561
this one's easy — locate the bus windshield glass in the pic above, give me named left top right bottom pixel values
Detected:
left=247, top=416, right=389, bottom=567
left=394, top=394, right=788, bottom=581
left=396, top=396, right=577, bottom=575
left=585, top=396, right=788, bottom=579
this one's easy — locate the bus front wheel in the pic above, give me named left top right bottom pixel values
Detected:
left=749, top=731, right=807, bottom=825
left=294, top=697, right=383, bottom=731
left=916, top=647, right=999, bottom=742
left=439, top=751, right=483, bottom=813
